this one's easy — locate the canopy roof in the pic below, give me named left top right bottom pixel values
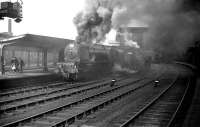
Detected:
left=1, top=34, right=73, bottom=50
left=0, top=32, right=13, bottom=39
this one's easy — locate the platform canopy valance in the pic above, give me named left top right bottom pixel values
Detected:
left=1, top=34, right=74, bottom=50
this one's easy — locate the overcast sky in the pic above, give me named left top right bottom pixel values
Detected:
left=0, top=0, right=85, bottom=39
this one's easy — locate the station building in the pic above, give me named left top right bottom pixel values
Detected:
left=116, top=26, right=148, bottom=48
left=0, top=32, right=73, bottom=73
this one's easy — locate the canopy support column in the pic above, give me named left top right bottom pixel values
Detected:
left=43, top=49, right=48, bottom=72
left=53, top=52, right=57, bottom=66
left=37, top=51, right=40, bottom=67
left=27, top=50, right=30, bottom=67
left=12, top=49, right=15, bottom=57
left=0, top=44, right=5, bottom=75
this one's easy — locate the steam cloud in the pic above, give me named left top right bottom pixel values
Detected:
left=74, top=0, right=200, bottom=58
left=113, top=63, right=137, bottom=73
left=73, top=0, right=114, bottom=45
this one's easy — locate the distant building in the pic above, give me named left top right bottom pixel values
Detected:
left=116, top=26, right=148, bottom=48
left=0, top=33, right=72, bottom=71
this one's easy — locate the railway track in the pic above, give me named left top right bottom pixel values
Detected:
left=0, top=75, right=145, bottom=126
left=0, top=78, right=111, bottom=98
left=0, top=77, right=125, bottom=117
left=0, top=81, right=62, bottom=97
left=0, top=72, right=147, bottom=114
left=0, top=65, right=164, bottom=127
left=118, top=74, right=190, bottom=127
left=0, top=75, right=157, bottom=127
left=67, top=67, right=175, bottom=127
left=0, top=78, right=112, bottom=105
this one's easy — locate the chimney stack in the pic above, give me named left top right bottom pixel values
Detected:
left=8, top=18, right=13, bottom=35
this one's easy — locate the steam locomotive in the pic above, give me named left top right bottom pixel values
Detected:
left=57, top=42, right=111, bottom=81
left=57, top=42, right=151, bottom=81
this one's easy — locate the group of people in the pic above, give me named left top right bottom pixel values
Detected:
left=11, top=57, right=25, bottom=72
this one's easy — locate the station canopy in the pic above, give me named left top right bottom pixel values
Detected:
left=0, top=34, right=74, bottom=50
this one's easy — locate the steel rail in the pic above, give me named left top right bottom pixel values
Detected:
left=120, top=73, right=179, bottom=127
left=167, top=78, right=191, bottom=127
left=0, top=78, right=109, bottom=97
left=50, top=79, right=156, bottom=127
left=0, top=78, right=112, bottom=105
left=0, top=77, right=148, bottom=127
left=0, top=81, right=66, bottom=97
left=0, top=79, right=113, bottom=112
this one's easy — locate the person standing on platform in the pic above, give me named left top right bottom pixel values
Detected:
left=11, top=57, right=18, bottom=72
left=19, top=58, right=25, bottom=73
left=15, top=57, right=19, bottom=72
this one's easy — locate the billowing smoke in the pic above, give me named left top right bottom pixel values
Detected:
left=121, top=30, right=140, bottom=48
left=73, top=0, right=114, bottom=45
left=74, top=0, right=200, bottom=60
left=113, top=63, right=137, bottom=73
left=111, top=0, right=200, bottom=58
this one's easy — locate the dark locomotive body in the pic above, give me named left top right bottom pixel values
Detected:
left=57, top=42, right=151, bottom=81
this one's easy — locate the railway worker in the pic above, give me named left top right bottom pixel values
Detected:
left=1, top=58, right=6, bottom=75
left=57, top=64, right=62, bottom=73
left=15, top=57, right=20, bottom=72
left=11, top=63, right=16, bottom=72
left=19, top=58, right=25, bottom=72
left=110, top=79, right=116, bottom=87
left=11, top=57, right=19, bottom=72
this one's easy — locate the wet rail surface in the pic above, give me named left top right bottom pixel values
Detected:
left=118, top=74, right=189, bottom=127
left=0, top=73, right=160, bottom=127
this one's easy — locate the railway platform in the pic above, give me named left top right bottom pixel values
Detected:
left=0, top=67, right=62, bottom=90
left=0, top=67, right=55, bottom=80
